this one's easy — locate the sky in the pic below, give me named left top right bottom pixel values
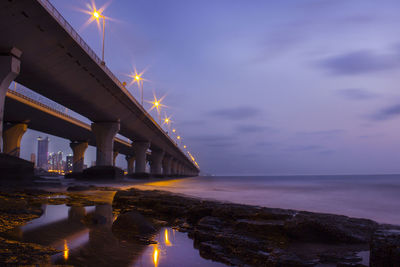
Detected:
left=19, top=0, right=400, bottom=175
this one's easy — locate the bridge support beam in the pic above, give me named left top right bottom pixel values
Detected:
left=162, top=155, right=172, bottom=176
left=0, top=48, right=21, bottom=152
left=150, top=149, right=164, bottom=177
left=126, top=155, right=135, bottom=175
left=133, top=141, right=150, bottom=175
left=2, top=123, right=27, bottom=157
left=70, top=141, right=88, bottom=173
left=113, top=150, right=119, bottom=166
left=91, top=121, right=120, bottom=166
left=171, top=160, right=177, bottom=176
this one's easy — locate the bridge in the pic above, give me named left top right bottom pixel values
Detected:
left=0, top=0, right=199, bottom=178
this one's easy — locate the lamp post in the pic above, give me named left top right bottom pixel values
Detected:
left=92, top=11, right=106, bottom=64
left=135, top=74, right=144, bottom=106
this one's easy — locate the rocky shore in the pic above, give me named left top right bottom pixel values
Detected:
left=0, top=185, right=399, bottom=266
left=113, top=188, right=400, bottom=267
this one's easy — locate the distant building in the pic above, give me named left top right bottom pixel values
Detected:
left=65, top=155, right=73, bottom=172
left=57, top=151, right=63, bottom=171
left=30, top=153, right=36, bottom=167
left=37, top=137, right=49, bottom=170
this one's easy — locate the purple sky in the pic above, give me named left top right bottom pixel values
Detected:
left=20, top=0, right=400, bottom=175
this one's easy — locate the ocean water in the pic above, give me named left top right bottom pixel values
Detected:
left=134, top=175, right=400, bottom=225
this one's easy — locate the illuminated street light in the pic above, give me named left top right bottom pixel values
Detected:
left=128, top=69, right=146, bottom=106
left=91, top=10, right=106, bottom=64
left=79, top=2, right=112, bottom=64
left=148, top=93, right=166, bottom=124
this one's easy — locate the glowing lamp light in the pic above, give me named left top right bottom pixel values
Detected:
left=183, top=145, right=187, bottom=149
left=172, top=129, right=176, bottom=133
left=177, top=136, right=181, bottom=140
left=93, top=11, right=100, bottom=18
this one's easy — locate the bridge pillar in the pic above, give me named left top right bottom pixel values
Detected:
left=70, top=141, right=88, bottom=173
left=125, top=155, right=135, bottom=175
left=2, top=123, right=27, bottom=157
left=0, top=48, right=21, bottom=152
left=150, top=149, right=164, bottom=176
left=91, top=121, right=120, bottom=166
left=133, top=141, right=150, bottom=175
left=113, top=150, right=119, bottom=166
left=171, top=159, right=177, bottom=176
left=162, top=155, right=172, bottom=176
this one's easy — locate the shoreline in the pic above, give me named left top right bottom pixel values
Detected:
left=0, top=179, right=398, bottom=265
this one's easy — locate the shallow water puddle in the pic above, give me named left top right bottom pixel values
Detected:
left=14, top=204, right=226, bottom=266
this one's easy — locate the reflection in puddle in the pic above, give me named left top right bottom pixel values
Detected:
left=12, top=204, right=227, bottom=267
left=133, top=228, right=225, bottom=267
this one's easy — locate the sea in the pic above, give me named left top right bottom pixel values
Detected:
left=134, top=174, right=400, bottom=225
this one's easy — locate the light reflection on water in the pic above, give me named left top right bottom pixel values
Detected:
left=12, top=204, right=227, bottom=267
left=132, top=228, right=225, bottom=267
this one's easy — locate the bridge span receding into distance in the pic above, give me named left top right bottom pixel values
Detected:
left=0, top=0, right=199, bottom=178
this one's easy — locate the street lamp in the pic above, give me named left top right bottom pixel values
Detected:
left=148, top=94, right=166, bottom=124
left=91, top=10, right=106, bottom=64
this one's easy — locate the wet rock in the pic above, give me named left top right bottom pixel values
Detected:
left=112, top=188, right=396, bottom=267
left=284, top=212, right=378, bottom=243
left=112, top=211, right=156, bottom=242
left=67, top=185, right=96, bottom=191
left=370, top=227, right=400, bottom=267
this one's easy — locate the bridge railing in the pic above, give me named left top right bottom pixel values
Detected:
left=35, top=0, right=197, bottom=168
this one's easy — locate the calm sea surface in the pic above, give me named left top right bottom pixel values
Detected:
left=134, top=175, right=400, bottom=225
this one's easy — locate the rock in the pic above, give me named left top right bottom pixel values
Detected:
left=370, top=227, right=400, bottom=267
left=112, top=211, right=156, bottom=241
left=111, top=188, right=394, bottom=267
left=67, top=185, right=95, bottom=191
left=284, top=212, right=378, bottom=243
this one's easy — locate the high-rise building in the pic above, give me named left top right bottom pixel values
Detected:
left=65, top=155, right=73, bottom=173
left=30, top=153, right=36, bottom=167
left=56, top=151, right=63, bottom=171
left=37, top=137, right=49, bottom=170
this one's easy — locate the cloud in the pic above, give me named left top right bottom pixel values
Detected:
left=296, top=129, right=344, bottom=137
left=285, top=145, right=321, bottom=152
left=186, top=134, right=236, bottom=148
left=235, top=124, right=271, bottom=133
left=317, top=50, right=400, bottom=75
left=336, top=88, right=378, bottom=100
left=208, top=106, right=261, bottom=120
left=370, top=104, right=400, bottom=121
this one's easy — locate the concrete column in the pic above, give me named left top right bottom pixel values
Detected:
left=150, top=149, right=165, bottom=176
left=91, top=121, right=120, bottom=166
left=3, top=123, right=27, bottom=157
left=0, top=48, right=21, bottom=152
left=170, top=160, right=177, bottom=175
left=126, top=155, right=135, bottom=175
left=113, top=150, right=119, bottom=166
left=162, top=155, right=172, bottom=176
left=70, top=141, right=88, bottom=172
left=133, top=141, right=150, bottom=174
